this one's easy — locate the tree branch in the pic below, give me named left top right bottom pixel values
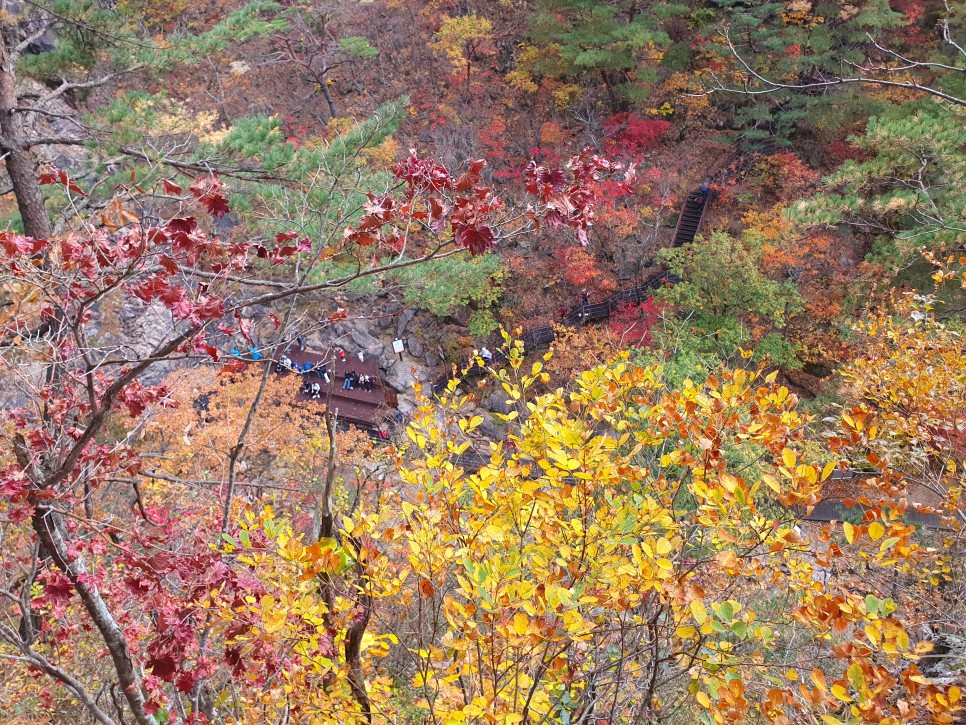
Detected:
left=702, top=27, right=966, bottom=107
left=0, top=623, right=118, bottom=725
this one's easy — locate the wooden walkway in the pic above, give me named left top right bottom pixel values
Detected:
left=273, top=347, right=391, bottom=430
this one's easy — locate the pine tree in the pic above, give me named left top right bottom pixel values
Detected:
left=526, top=0, right=671, bottom=108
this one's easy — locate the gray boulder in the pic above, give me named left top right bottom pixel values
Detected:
left=486, top=390, right=514, bottom=416
left=396, top=307, right=416, bottom=337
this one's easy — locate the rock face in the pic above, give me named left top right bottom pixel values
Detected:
left=919, top=633, right=966, bottom=685
left=396, top=307, right=416, bottom=338
left=406, top=334, right=423, bottom=358
left=479, top=412, right=505, bottom=440
left=485, top=390, right=514, bottom=416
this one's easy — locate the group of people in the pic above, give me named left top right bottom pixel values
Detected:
left=276, top=346, right=378, bottom=397
left=281, top=356, right=332, bottom=381
left=342, top=370, right=374, bottom=392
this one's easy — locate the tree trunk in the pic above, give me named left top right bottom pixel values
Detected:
left=30, top=503, right=155, bottom=725
left=0, top=40, right=52, bottom=239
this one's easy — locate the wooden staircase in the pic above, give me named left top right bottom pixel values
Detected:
left=671, top=190, right=711, bottom=248
left=430, top=186, right=715, bottom=395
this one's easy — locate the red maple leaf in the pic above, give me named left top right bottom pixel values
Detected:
left=147, top=653, right=179, bottom=681
left=453, top=222, right=495, bottom=256
left=189, top=175, right=230, bottom=218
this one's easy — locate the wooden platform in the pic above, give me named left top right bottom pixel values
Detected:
left=274, top=347, right=390, bottom=429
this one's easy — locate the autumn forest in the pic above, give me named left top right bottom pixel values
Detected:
left=0, top=0, right=963, bottom=723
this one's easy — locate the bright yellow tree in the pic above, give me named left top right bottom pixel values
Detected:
left=391, top=336, right=961, bottom=724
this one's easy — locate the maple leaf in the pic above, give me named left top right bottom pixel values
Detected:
left=131, top=276, right=168, bottom=304
left=159, top=256, right=179, bottom=276
left=189, top=175, right=230, bottom=218
left=453, top=222, right=495, bottom=256
left=160, top=284, right=187, bottom=308
left=224, top=646, right=246, bottom=676
left=392, top=148, right=452, bottom=196
left=0, top=469, right=29, bottom=497
left=175, top=670, right=197, bottom=693
left=0, top=232, right=47, bottom=257
left=455, top=158, right=487, bottom=193
left=220, top=359, right=247, bottom=375
left=147, top=654, right=179, bottom=681
left=37, top=571, right=74, bottom=619
left=169, top=295, right=195, bottom=321
left=166, top=217, right=197, bottom=238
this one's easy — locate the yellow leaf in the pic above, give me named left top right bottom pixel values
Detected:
left=831, top=684, right=852, bottom=702
left=821, top=461, right=837, bottom=481
left=781, top=448, right=796, bottom=469
left=762, top=473, right=781, bottom=493
left=868, top=522, right=885, bottom=541
left=820, top=716, right=843, bottom=725
left=512, top=612, right=529, bottom=637
left=676, top=625, right=697, bottom=638
left=696, top=691, right=711, bottom=708
left=843, top=522, right=855, bottom=544
left=691, top=599, right=708, bottom=625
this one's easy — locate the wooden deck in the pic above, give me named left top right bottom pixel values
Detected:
left=274, top=347, right=390, bottom=429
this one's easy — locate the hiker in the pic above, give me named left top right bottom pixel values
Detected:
left=338, top=348, right=346, bottom=362
left=357, top=350, right=365, bottom=363
left=297, top=336, right=304, bottom=350
left=559, top=305, right=567, bottom=320
left=279, top=354, right=293, bottom=371
left=480, top=346, right=493, bottom=363
left=581, top=290, right=590, bottom=320
left=343, top=371, right=353, bottom=390
left=700, top=179, right=710, bottom=197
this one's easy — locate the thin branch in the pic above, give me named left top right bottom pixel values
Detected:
left=702, top=27, right=966, bottom=107
left=0, top=623, right=118, bottom=725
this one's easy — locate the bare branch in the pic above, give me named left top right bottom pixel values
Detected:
left=703, top=26, right=966, bottom=107
left=0, top=620, right=119, bottom=725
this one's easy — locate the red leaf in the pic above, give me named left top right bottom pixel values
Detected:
left=159, top=256, right=179, bottom=276
left=453, top=222, right=495, bottom=256
left=189, top=175, right=230, bottom=218
left=147, top=654, right=178, bottom=681
left=162, top=178, right=183, bottom=195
